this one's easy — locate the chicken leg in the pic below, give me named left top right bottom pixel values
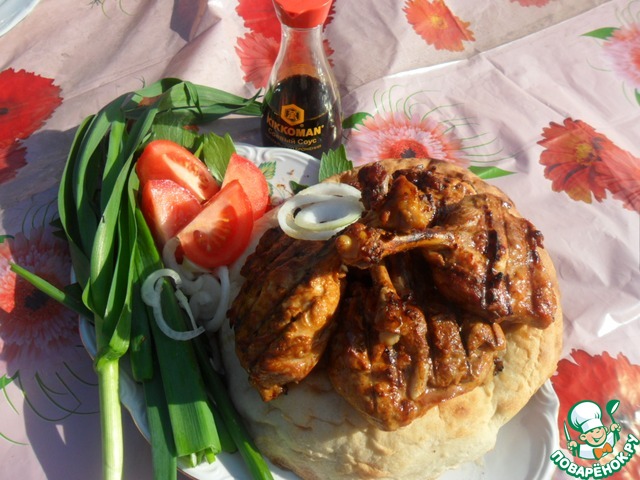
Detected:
left=335, top=223, right=454, bottom=268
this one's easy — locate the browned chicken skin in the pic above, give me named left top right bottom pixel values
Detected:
left=229, top=230, right=346, bottom=401
left=329, top=253, right=506, bottom=430
left=336, top=193, right=556, bottom=328
left=228, top=160, right=558, bottom=428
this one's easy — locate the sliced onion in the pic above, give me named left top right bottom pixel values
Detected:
left=205, top=266, right=230, bottom=333
left=141, top=268, right=205, bottom=341
left=293, top=197, right=363, bottom=231
left=189, top=291, right=213, bottom=320
left=140, top=268, right=182, bottom=304
left=189, top=276, right=220, bottom=320
left=277, top=183, right=364, bottom=241
left=184, top=267, right=230, bottom=333
left=162, top=238, right=203, bottom=295
left=175, top=288, right=200, bottom=332
left=158, top=239, right=232, bottom=333
left=187, top=274, right=220, bottom=320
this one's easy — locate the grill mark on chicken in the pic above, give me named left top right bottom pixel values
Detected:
left=504, top=215, right=556, bottom=328
left=481, top=200, right=513, bottom=318
left=328, top=275, right=429, bottom=431
left=230, top=228, right=297, bottom=326
left=231, top=231, right=314, bottom=330
left=396, top=165, right=478, bottom=215
left=433, top=194, right=554, bottom=327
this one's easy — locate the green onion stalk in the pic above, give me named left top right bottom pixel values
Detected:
left=12, top=79, right=273, bottom=480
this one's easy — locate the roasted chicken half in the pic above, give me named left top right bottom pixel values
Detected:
left=228, top=227, right=346, bottom=401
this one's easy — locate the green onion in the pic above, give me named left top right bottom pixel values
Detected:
left=191, top=335, right=275, bottom=480
left=135, top=209, right=221, bottom=459
left=142, top=354, right=178, bottom=480
left=9, top=264, right=92, bottom=319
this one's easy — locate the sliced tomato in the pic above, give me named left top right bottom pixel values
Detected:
left=136, top=140, right=219, bottom=202
left=140, top=179, right=203, bottom=247
left=177, top=180, right=253, bottom=268
left=221, top=153, right=269, bottom=220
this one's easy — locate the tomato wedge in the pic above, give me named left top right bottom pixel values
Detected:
left=140, top=179, right=203, bottom=247
left=222, top=153, right=269, bottom=220
left=136, top=140, right=219, bottom=202
left=177, top=180, right=253, bottom=268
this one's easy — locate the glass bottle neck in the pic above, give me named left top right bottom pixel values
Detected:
left=274, top=23, right=330, bottom=79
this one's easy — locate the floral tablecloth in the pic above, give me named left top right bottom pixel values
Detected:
left=1, top=1, right=639, bottom=479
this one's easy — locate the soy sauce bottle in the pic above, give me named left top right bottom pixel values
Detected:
left=261, top=0, right=342, bottom=159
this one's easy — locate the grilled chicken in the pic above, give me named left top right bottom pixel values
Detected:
left=335, top=222, right=453, bottom=268
left=229, top=160, right=558, bottom=428
left=229, top=228, right=346, bottom=401
left=356, top=160, right=477, bottom=218
left=329, top=252, right=506, bottom=431
left=336, top=193, right=556, bottom=328
left=423, top=193, right=556, bottom=328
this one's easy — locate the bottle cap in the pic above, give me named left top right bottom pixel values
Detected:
left=273, top=0, right=332, bottom=29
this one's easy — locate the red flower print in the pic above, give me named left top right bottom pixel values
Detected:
left=0, top=227, right=79, bottom=377
left=0, top=68, right=62, bottom=146
left=236, top=31, right=281, bottom=89
left=236, top=0, right=281, bottom=40
left=404, top=0, right=475, bottom=52
left=0, top=143, right=27, bottom=183
left=538, top=118, right=640, bottom=212
left=552, top=350, right=640, bottom=479
left=347, top=112, right=467, bottom=167
left=602, top=24, right=640, bottom=90
left=510, top=0, right=551, bottom=6
left=538, top=119, right=610, bottom=203
left=598, top=147, right=640, bottom=212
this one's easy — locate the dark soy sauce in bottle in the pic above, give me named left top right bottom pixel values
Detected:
left=261, top=0, right=342, bottom=159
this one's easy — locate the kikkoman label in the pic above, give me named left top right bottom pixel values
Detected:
left=262, top=102, right=327, bottom=154
left=549, top=398, right=639, bottom=479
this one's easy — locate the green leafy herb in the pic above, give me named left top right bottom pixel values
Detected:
left=318, top=145, right=353, bottom=182
left=289, top=180, right=309, bottom=194
left=0, top=373, right=15, bottom=389
left=149, top=120, right=200, bottom=151
left=201, top=132, right=237, bottom=183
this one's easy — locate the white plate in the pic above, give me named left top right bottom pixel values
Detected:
left=0, top=0, right=40, bottom=37
left=79, top=145, right=559, bottom=480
